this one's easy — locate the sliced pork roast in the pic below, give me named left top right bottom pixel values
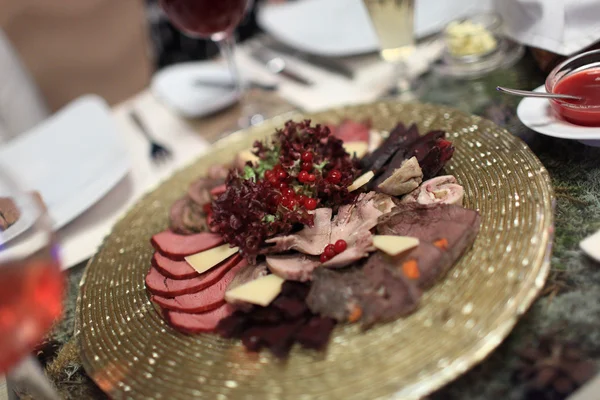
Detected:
left=401, top=175, right=464, bottom=206
left=263, top=208, right=332, bottom=255
left=266, top=254, right=321, bottom=281
left=151, top=231, right=223, bottom=260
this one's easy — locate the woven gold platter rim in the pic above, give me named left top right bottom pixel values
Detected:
left=75, top=101, right=554, bottom=400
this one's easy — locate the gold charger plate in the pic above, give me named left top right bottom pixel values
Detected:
left=76, top=102, right=554, bottom=400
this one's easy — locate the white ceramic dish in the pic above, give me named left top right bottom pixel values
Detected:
left=151, top=62, right=240, bottom=118
left=257, top=0, right=493, bottom=57
left=0, top=95, right=130, bottom=231
left=517, top=85, right=600, bottom=147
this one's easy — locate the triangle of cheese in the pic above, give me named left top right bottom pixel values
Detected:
left=184, top=244, right=239, bottom=274
left=348, top=171, right=374, bottom=192
left=373, top=235, right=419, bottom=256
left=225, top=274, right=285, bottom=307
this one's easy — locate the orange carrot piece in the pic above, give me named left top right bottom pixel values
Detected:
left=348, top=305, right=363, bottom=323
left=402, top=259, right=420, bottom=279
left=434, top=238, right=449, bottom=251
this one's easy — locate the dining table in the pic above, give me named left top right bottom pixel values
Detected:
left=10, top=49, right=600, bottom=400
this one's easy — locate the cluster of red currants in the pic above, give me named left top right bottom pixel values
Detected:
left=320, top=239, right=348, bottom=263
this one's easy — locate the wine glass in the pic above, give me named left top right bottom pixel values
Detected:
left=362, top=0, right=416, bottom=98
left=159, top=0, right=261, bottom=128
left=0, top=167, right=64, bottom=399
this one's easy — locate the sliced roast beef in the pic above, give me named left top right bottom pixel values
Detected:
left=266, top=254, right=321, bottom=281
left=165, top=303, right=235, bottom=334
left=152, top=252, right=198, bottom=280
left=263, top=208, right=332, bottom=255
left=152, top=261, right=247, bottom=312
left=151, top=231, right=223, bottom=260
left=145, top=254, right=242, bottom=297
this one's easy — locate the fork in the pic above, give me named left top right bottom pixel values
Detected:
left=129, top=109, right=172, bottom=164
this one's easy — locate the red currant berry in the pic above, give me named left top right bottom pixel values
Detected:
left=264, top=170, right=275, bottom=180
left=298, top=170, right=309, bottom=183
left=271, top=194, right=282, bottom=206
left=282, top=187, right=295, bottom=198
left=301, top=161, right=312, bottom=171
left=334, top=239, right=347, bottom=254
left=277, top=170, right=288, bottom=180
left=301, top=151, right=314, bottom=162
left=268, top=176, right=279, bottom=186
left=304, top=198, right=317, bottom=210
left=277, top=182, right=288, bottom=191
left=324, top=245, right=336, bottom=259
left=327, top=170, right=342, bottom=184
left=287, top=198, right=298, bottom=209
left=280, top=197, right=291, bottom=208
left=320, top=253, right=329, bottom=263
left=273, top=164, right=284, bottom=172
left=297, top=194, right=308, bottom=205
left=307, top=173, right=316, bottom=183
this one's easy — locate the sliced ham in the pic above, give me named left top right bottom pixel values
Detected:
left=210, top=184, right=227, bottom=197
left=152, top=252, right=198, bottom=280
left=151, top=231, right=223, bottom=260
left=145, top=254, right=242, bottom=297
left=165, top=303, right=235, bottom=334
left=152, top=261, right=247, bottom=312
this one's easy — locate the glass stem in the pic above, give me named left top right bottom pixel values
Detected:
left=8, top=355, right=60, bottom=400
left=214, top=34, right=260, bottom=127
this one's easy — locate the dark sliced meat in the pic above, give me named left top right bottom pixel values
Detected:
left=360, top=122, right=409, bottom=171
left=380, top=203, right=479, bottom=228
left=152, top=252, right=198, bottom=280
left=151, top=231, right=223, bottom=260
left=306, top=265, right=370, bottom=322
left=145, top=254, right=242, bottom=296
left=359, top=253, right=422, bottom=328
left=181, top=202, right=207, bottom=233
left=188, top=178, right=213, bottom=207
left=152, top=261, right=247, bottom=312
left=165, top=303, right=235, bottom=334
left=266, top=254, right=320, bottom=281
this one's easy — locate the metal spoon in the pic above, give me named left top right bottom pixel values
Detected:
left=496, top=86, right=583, bottom=101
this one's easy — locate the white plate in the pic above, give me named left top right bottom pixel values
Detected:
left=257, top=0, right=493, bottom=57
left=516, top=85, right=600, bottom=147
left=0, top=95, right=130, bottom=231
left=151, top=61, right=240, bottom=119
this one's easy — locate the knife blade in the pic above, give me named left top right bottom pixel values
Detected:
left=261, top=39, right=355, bottom=80
left=248, top=47, right=313, bottom=86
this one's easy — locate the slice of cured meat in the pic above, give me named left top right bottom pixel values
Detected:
left=165, top=303, right=235, bottom=334
left=152, top=261, right=247, bottom=312
left=145, top=254, right=242, bottom=297
left=152, top=252, right=198, bottom=280
left=330, top=119, right=371, bottom=143
left=150, top=231, right=223, bottom=260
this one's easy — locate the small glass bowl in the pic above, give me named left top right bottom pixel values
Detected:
left=545, top=49, right=600, bottom=126
left=443, top=12, right=503, bottom=62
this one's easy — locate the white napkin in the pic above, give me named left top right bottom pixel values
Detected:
left=235, top=38, right=444, bottom=112
left=495, top=0, right=600, bottom=56
left=57, top=90, right=210, bottom=269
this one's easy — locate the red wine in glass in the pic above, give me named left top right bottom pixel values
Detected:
left=159, top=0, right=260, bottom=128
left=159, top=0, right=249, bottom=39
left=0, top=170, right=64, bottom=399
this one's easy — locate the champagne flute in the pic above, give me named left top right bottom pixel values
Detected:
left=362, top=0, right=416, bottom=97
left=0, top=168, right=64, bottom=400
left=159, top=0, right=261, bottom=128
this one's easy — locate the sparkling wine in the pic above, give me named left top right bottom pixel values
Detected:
left=363, top=0, right=415, bottom=63
left=159, top=0, right=249, bottom=38
left=0, top=257, right=64, bottom=374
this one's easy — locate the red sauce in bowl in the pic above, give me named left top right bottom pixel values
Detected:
left=551, top=68, right=600, bottom=126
